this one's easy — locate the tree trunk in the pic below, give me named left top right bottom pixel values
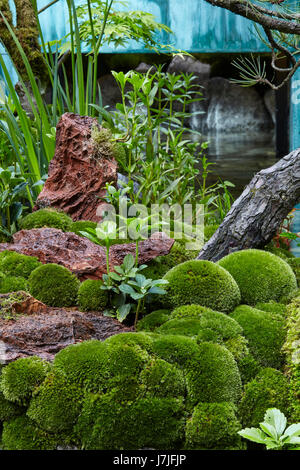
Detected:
left=198, top=148, right=300, bottom=262
left=0, top=0, right=48, bottom=85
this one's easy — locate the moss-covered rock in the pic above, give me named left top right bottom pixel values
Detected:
left=19, top=209, right=73, bottom=232
left=255, top=301, right=287, bottom=317
left=0, top=251, right=41, bottom=278
left=218, top=249, right=297, bottom=305
left=1, top=415, right=58, bottom=450
left=28, top=263, right=80, bottom=307
left=161, top=260, right=241, bottom=312
left=236, top=354, right=262, bottom=385
left=77, top=279, right=108, bottom=312
left=70, top=220, right=97, bottom=237
left=27, top=370, right=83, bottom=433
left=230, top=305, right=286, bottom=369
left=140, top=358, right=186, bottom=398
left=136, top=309, right=170, bottom=332
left=76, top=393, right=185, bottom=450
left=152, top=335, right=200, bottom=368
left=0, top=276, right=28, bottom=294
left=185, top=402, right=242, bottom=450
left=239, top=368, right=291, bottom=427
left=0, top=357, right=51, bottom=405
left=0, top=391, right=24, bottom=422
left=185, top=342, right=242, bottom=405
left=112, top=142, right=127, bottom=169
left=104, top=331, right=154, bottom=353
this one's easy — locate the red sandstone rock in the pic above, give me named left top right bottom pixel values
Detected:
left=0, top=228, right=174, bottom=281
left=0, top=291, right=48, bottom=316
left=35, top=113, right=118, bottom=222
left=0, top=306, right=132, bottom=363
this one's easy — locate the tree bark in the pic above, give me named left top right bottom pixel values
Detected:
left=198, top=148, right=300, bottom=262
left=0, top=0, right=48, bottom=85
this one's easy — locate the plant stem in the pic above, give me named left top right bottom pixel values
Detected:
left=134, top=298, right=142, bottom=328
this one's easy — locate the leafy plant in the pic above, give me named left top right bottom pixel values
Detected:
left=238, top=408, right=300, bottom=450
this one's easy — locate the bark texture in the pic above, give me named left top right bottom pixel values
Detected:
left=198, top=148, right=300, bottom=262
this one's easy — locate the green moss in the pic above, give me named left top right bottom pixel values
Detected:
left=204, top=224, right=219, bottom=242
left=27, top=370, right=83, bottom=433
left=0, top=357, right=51, bottom=405
left=0, top=251, right=42, bottom=278
left=136, top=309, right=170, bottom=332
left=185, top=402, right=242, bottom=450
left=19, top=209, right=73, bottom=232
left=218, top=249, right=297, bottom=305
left=237, top=354, right=262, bottom=385
left=140, top=358, right=186, bottom=398
left=224, top=335, right=249, bottom=362
left=287, top=258, right=300, bottom=286
left=239, top=368, right=291, bottom=427
left=0, top=276, right=28, bottom=294
left=152, top=335, right=200, bottom=368
left=265, top=245, right=295, bottom=260
left=185, top=342, right=242, bottom=406
left=162, top=260, right=241, bottom=313
left=76, top=393, right=185, bottom=450
left=28, top=263, right=80, bottom=307
left=0, top=391, right=24, bottom=422
left=1, top=415, right=58, bottom=450
left=70, top=220, right=97, bottom=237
left=112, top=142, right=127, bottom=169
left=77, top=279, right=108, bottom=312
left=104, top=332, right=154, bottom=353
left=255, top=301, right=287, bottom=317
left=230, top=305, right=286, bottom=369
left=104, top=342, right=150, bottom=379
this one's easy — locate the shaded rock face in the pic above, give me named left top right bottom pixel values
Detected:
left=35, top=113, right=118, bottom=222
left=190, top=77, right=274, bottom=134
left=0, top=228, right=174, bottom=281
left=167, top=55, right=211, bottom=80
left=0, top=305, right=131, bottom=364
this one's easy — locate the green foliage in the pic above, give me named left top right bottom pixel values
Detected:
left=75, top=393, right=185, bottom=450
left=0, top=357, right=51, bottom=405
left=238, top=408, right=300, bottom=450
left=0, top=275, right=28, bottom=294
left=28, top=263, right=80, bottom=307
left=239, top=368, right=291, bottom=428
left=0, top=251, right=41, bottom=279
left=19, top=209, right=73, bottom=232
left=77, top=279, right=108, bottom=312
left=27, top=370, right=83, bottom=433
left=1, top=415, right=58, bottom=450
left=70, top=220, right=97, bottom=237
left=230, top=305, right=286, bottom=369
left=162, top=260, right=241, bottom=313
left=185, top=402, right=243, bottom=450
left=185, top=342, right=242, bottom=406
left=136, top=309, right=170, bottom=332
left=204, top=224, right=219, bottom=242
left=218, top=249, right=297, bottom=305
left=140, top=358, right=186, bottom=398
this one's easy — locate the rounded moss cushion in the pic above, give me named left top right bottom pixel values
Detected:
left=185, top=402, right=242, bottom=450
left=78, top=279, right=108, bottom=312
left=136, top=310, right=170, bottom=332
left=162, top=260, right=241, bottom=313
left=218, top=249, right=297, bottom=305
left=0, top=276, right=28, bottom=294
left=0, top=251, right=41, bottom=279
left=19, top=209, right=73, bottom=232
left=1, top=415, right=58, bottom=450
left=70, top=220, right=97, bottom=237
left=28, top=263, right=80, bottom=307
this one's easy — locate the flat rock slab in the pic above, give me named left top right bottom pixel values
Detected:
left=35, top=113, right=118, bottom=222
left=0, top=228, right=174, bottom=281
left=0, top=307, right=131, bottom=364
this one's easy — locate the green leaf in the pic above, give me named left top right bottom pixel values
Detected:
left=119, top=283, right=136, bottom=295
left=238, top=428, right=267, bottom=444
left=264, top=409, right=287, bottom=437
left=117, top=303, right=132, bottom=322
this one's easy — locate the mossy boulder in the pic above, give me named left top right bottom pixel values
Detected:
left=140, top=358, right=186, bottom=398
left=0, top=251, right=41, bottom=279
left=218, top=249, right=297, bottom=305
left=77, top=279, right=108, bottom=312
left=230, top=305, right=286, bottom=369
left=239, top=368, right=291, bottom=427
left=28, top=263, right=80, bottom=307
left=162, top=260, right=241, bottom=313
left=19, top=209, right=73, bottom=232
left=1, top=415, right=58, bottom=450
left=0, top=391, right=24, bottom=422
left=136, top=309, right=170, bottom=332
left=255, top=301, right=287, bottom=317
left=0, top=276, right=28, bottom=294
left=185, top=402, right=242, bottom=450
left=70, top=220, right=97, bottom=237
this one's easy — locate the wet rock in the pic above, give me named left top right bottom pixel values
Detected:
left=0, top=228, right=174, bottom=281
left=35, top=113, right=118, bottom=222
left=97, top=74, right=123, bottom=110
left=167, top=56, right=211, bottom=80
left=0, top=306, right=131, bottom=364
left=135, top=62, right=157, bottom=74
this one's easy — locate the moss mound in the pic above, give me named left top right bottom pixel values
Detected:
left=140, top=358, right=186, bottom=398
left=0, top=251, right=41, bottom=278
left=239, top=368, right=291, bottom=427
left=136, top=310, right=170, bottom=332
left=255, top=301, right=287, bottom=317
left=162, top=260, right=241, bottom=312
left=152, top=335, right=200, bottom=368
left=28, top=263, right=80, bottom=307
left=19, top=209, right=73, bottom=232
left=0, top=357, right=51, bottom=405
left=70, top=220, right=97, bottom=237
left=185, top=402, right=242, bottom=450
left=112, top=142, right=127, bottom=169
left=218, top=249, right=297, bottom=305
left=0, top=276, right=28, bottom=294
left=0, top=391, right=24, bottom=422
left=230, top=305, right=285, bottom=369
left=77, top=279, right=108, bottom=312
left=1, top=415, right=58, bottom=450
